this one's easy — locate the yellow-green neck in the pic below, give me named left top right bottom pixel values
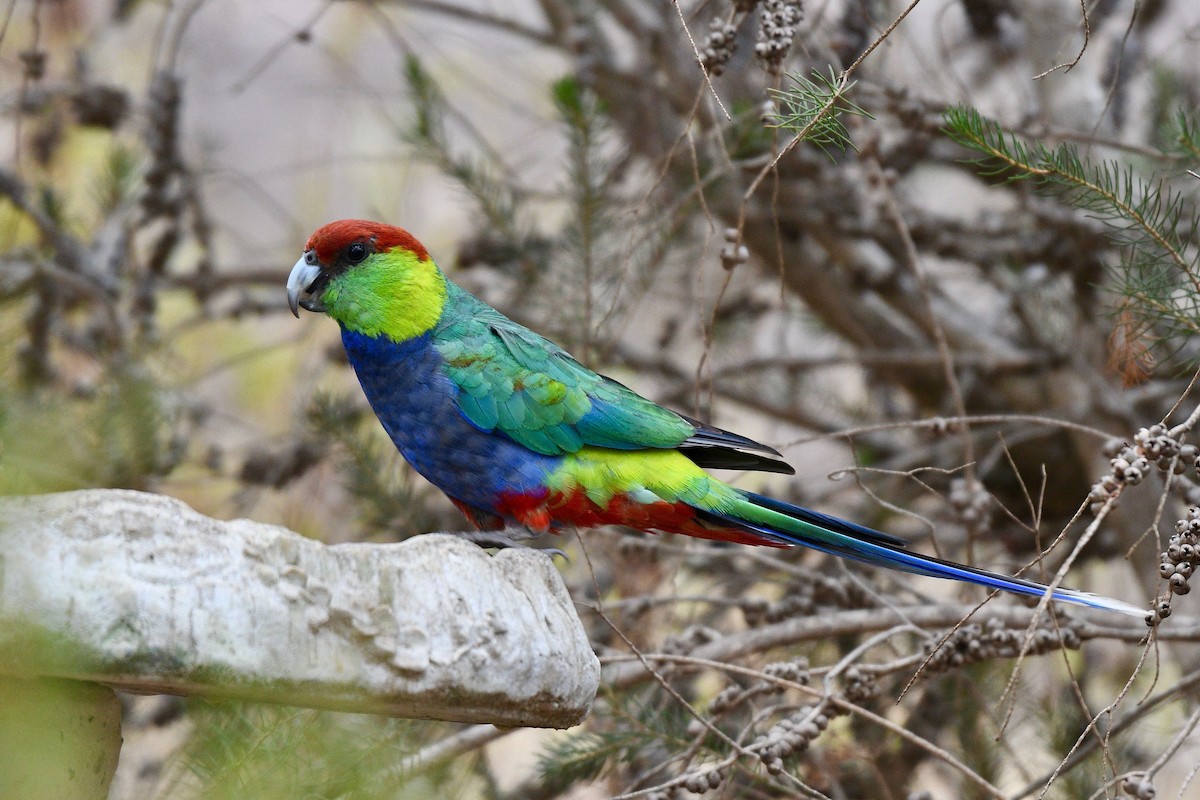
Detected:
left=323, top=248, right=447, bottom=342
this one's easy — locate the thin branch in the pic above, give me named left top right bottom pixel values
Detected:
left=1031, top=0, right=1090, bottom=79
left=670, top=0, right=731, bottom=121
left=1013, top=667, right=1200, bottom=799
left=734, top=0, right=923, bottom=231
left=609, top=653, right=1008, bottom=800
left=394, top=0, right=555, bottom=45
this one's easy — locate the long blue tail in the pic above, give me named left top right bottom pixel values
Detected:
left=700, top=489, right=1145, bottom=618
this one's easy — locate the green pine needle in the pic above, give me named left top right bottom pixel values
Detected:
left=767, top=68, right=873, bottom=160
left=1171, top=108, right=1200, bottom=161
left=537, top=731, right=628, bottom=793
left=943, top=105, right=1200, bottom=365
left=401, top=54, right=521, bottom=238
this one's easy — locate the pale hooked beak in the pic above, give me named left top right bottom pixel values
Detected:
left=287, top=254, right=324, bottom=317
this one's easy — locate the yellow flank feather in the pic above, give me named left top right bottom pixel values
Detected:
left=547, top=447, right=722, bottom=507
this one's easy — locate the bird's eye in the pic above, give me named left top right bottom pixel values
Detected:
left=346, top=242, right=368, bottom=264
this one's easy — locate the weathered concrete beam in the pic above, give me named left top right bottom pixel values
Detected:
left=0, top=490, right=598, bottom=728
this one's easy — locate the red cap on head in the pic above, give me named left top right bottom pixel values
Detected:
left=305, top=220, right=429, bottom=265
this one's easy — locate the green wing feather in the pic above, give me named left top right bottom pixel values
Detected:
left=432, top=285, right=693, bottom=456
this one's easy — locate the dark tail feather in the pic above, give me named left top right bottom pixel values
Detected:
left=699, top=490, right=1145, bottom=618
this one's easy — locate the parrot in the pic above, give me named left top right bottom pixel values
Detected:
left=287, top=219, right=1143, bottom=617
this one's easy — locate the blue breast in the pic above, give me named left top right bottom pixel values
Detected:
left=339, top=328, right=557, bottom=512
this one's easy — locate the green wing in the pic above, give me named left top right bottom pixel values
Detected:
left=432, top=288, right=693, bottom=456
left=432, top=284, right=794, bottom=474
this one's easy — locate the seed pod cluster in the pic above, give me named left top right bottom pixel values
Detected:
left=1120, top=773, right=1156, bottom=799
left=661, top=625, right=721, bottom=655
left=1148, top=506, right=1200, bottom=625
left=709, top=659, right=810, bottom=715
left=949, top=476, right=991, bottom=531
left=699, top=0, right=804, bottom=77
left=755, top=0, right=803, bottom=74
left=682, top=767, right=726, bottom=793
left=741, top=577, right=874, bottom=627
left=1088, top=425, right=1200, bottom=513
left=750, top=703, right=837, bottom=776
left=923, top=618, right=1081, bottom=673
left=701, top=20, right=741, bottom=76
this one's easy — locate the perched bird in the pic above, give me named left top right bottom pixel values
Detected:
left=288, top=219, right=1142, bottom=617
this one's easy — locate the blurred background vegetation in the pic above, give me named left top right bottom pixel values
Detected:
left=3, top=0, right=1200, bottom=797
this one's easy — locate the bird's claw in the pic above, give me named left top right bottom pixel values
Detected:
left=453, top=528, right=568, bottom=560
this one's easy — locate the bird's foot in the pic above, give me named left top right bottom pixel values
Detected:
left=454, top=528, right=568, bottom=560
